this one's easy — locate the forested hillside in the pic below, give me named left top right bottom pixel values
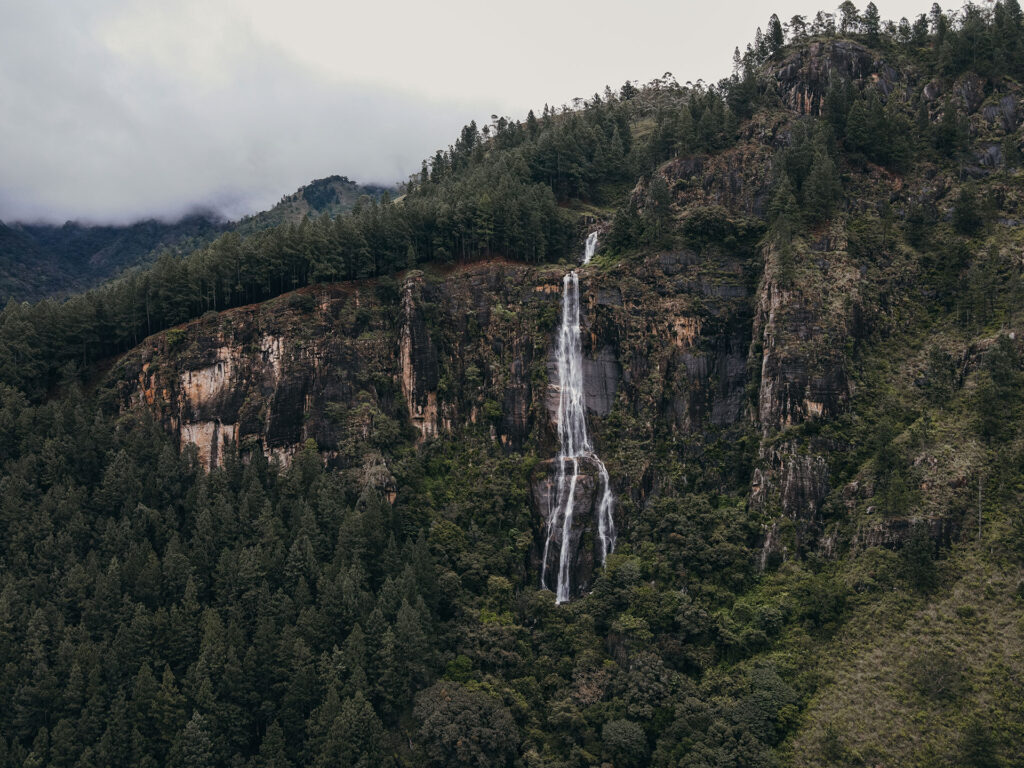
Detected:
left=1, top=3, right=1024, bottom=767
left=0, top=214, right=228, bottom=303
left=0, top=176, right=391, bottom=303
left=232, top=176, right=396, bottom=237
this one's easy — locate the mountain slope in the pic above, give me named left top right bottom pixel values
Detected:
left=233, top=175, right=395, bottom=235
left=0, top=175, right=393, bottom=303
left=0, top=220, right=75, bottom=300
left=0, top=4, right=1023, bottom=767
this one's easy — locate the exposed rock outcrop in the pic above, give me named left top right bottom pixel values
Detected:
left=981, top=95, right=1019, bottom=133
left=752, top=440, right=832, bottom=566
left=775, top=41, right=883, bottom=115
left=544, top=345, right=620, bottom=422
left=400, top=274, right=440, bottom=441
left=113, top=262, right=557, bottom=471
left=748, top=233, right=868, bottom=567
left=850, top=515, right=960, bottom=552
left=111, top=241, right=774, bottom=603
left=752, top=251, right=853, bottom=434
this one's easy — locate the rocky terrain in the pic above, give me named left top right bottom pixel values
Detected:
left=103, top=36, right=1024, bottom=599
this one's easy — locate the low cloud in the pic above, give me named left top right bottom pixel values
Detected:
left=0, top=0, right=493, bottom=224
left=2, top=0, right=935, bottom=224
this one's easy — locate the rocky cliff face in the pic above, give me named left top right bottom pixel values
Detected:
left=745, top=232, right=864, bottom=563
left=107, top=219, right=974, bottom=592
left=111, top=262, right=554, bottom=471
left=110, top=240, right=763, bottom=598
left=776, top=40, right=887, bottom=115
left=106, top=39, right=1012, bottom=593
left=399, top=274, right=441, bottom=441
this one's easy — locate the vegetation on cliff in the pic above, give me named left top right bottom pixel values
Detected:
left=1, top=2, right=1024, bottom=767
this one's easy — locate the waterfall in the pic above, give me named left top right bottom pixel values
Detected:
left=540, top=233, right=616, bottom=604
left=582, top=231, right=598, bottom=265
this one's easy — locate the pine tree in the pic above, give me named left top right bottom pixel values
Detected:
left=609, top=198, right=642, bottom=251
left=788, top=15, right=807, bottom=39
left=129, top=663, right=158, bottom=747
left=49, top=718, right=80, bottom=768
left=768, top=178, right=801, bottom=281
left=96, top=693, right=132, bottom=768
left=839, top=1, right=860, bottom=36
left=845, top=98, right=872, bottom=155
left=644, top=174, right=673, bottom=245
left=374, top=626, right=404, bottom=721
left=863, top=2, right=881, bottom=44
left=257, top=721, right=293, bottom=768
left=23, top=727, right=48, bottom=768
left=131, top=727, right=159, bottom=768
left=931, top=3, right=949, bottom=46
left=912, top=13, right=930, bottom=44
left=314, top=692, right=388, bottom=768
left=395, top=599, right=432, bottom=692
left=897, top=16, right=912, bottom=43
left=812, top=10, right=837, bottom=36
left=824, top=77, right=853, bottom=137
left=525, top=109, right=539, bottom=138
left=152, top=666, right=186, bottom=753
left=803, top=150, right=842, bottom=222
left=768, top=14, right=785, bottom=58
left=934, top=98, right=967, bottom=154
left=769, top=177, right=801, bottom=235
left=280, top=639, right=320, bottom=739
left=304, top=686, right=342, bottom=764
left=167, top=713, right=214, bottom=768
left=1006, top=0, right=1024, bottom=28
left=754, top=27, right=767, bottom=60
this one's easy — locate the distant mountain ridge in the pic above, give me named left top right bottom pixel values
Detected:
left=0, top=214, right=231, bottom=303
left=0, top=174, right=394, bottom=303
left=234, top=175, right=395, bottom=235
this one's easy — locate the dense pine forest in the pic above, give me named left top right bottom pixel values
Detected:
left=2, top=2, right=1024, bottom=767
left=0, top=176, right=392, bottom=305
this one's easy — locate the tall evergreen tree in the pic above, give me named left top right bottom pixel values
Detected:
left=863, top=2, right=881, bottom=44
left=839, top=1, right=860, bottom=36
left=314, top=692, right=388, bottom=768
left=768, top=14, right=785, bottom=58
left=167, top=714, right=213, bottom=768
left=803, top=150, right=842, bottom=222
left=256, top=722, right=293, bottom=768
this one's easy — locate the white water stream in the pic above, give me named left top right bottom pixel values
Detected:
left=541, top=232, right=616, bottom=603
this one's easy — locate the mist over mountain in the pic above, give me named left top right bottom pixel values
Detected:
left=0, top=176, right=393, bottom=302
left=0, top=1, right=483, bottom=225
left=1, top=0, right=934, bottom=226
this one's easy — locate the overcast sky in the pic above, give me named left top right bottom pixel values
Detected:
left=2, top=0, right=935, bottom=224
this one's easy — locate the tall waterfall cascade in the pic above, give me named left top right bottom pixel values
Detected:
left=541, top=232, right=616, bottom=603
